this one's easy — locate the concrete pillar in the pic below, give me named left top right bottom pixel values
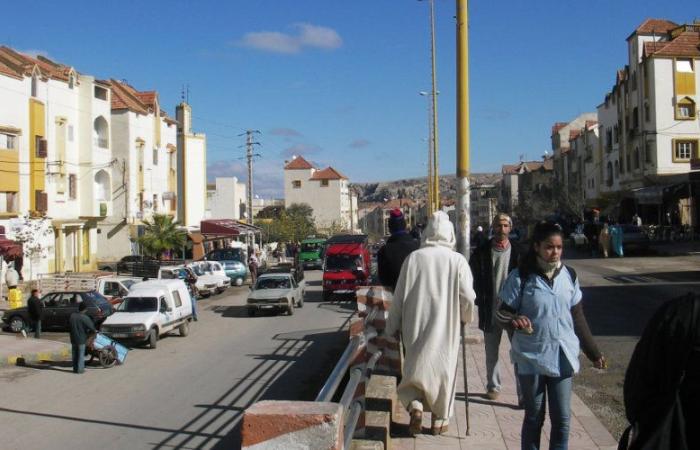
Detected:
left=241, top=401, right=343, bottom=450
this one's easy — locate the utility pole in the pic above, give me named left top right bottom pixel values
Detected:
left=456, top=0, right=471, bottom=258
left=429, top=0, right=440, bottom=211
left=240, top=130, right=261, bottom=225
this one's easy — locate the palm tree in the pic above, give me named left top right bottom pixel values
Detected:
left=137, top=214, right=186, bottom=260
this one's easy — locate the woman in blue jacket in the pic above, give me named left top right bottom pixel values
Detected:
left=496, top=221, right=605, bottom=450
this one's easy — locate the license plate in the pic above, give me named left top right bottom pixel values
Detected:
left=111, top=333, right=129, bottom=338
left=259, top=305, right=274, bottom=309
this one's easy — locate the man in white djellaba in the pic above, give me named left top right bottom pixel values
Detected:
left=385, top=210, right=476, bottom=436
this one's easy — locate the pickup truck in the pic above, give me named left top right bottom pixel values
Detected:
left=38, top=273, right=141, bottom=306
left=100, top=279, right=193, bottom=349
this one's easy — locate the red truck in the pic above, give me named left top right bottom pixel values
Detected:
left=322, top=234, right=371, bottom=301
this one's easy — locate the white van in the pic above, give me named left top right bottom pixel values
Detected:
left=100, top=279, right=193, bottom=349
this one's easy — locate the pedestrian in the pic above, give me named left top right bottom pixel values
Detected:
left=470, top=213, right=522, bottom=403
left=377, top=209, right=420, bottom=291
left=69, top=302, right=96, bottom=374
left=496, top=221, right=605, bottom=450
left=632, top=213, right=642, bottom=227
left=598, top=223, right=611, bottom=258
left=5, top=263, right=19, bottom=289
left=618, top=292, right=699, bottom=450
left=473, top=225, right=488, bottom=249
left=27, top=288, right=43, bottom=339
left=385, top=210, right=476, bottom=436
left=248, top=252, right=259, bottom=286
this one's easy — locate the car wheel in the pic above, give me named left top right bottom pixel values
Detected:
left=98, top=347, right=117, bottom=368
left=9, top=316, right=26, bottom=333
left=179, top=321, right=190, bottom=337
left=247, top=308, right=256, bottom=317
left=148, top=329, right=158, bottom=349
left=235, top=278, right=243, bottom=286
left=287, top=300, right=294, bottom=316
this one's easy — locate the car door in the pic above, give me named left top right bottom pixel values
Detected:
left=53, top=293, right=79, bottom=329
left=290, top=277, right=301, bottom=302
left=41, top=293, right=60, bottom=328
left=158, top=296, right=173, bottom=332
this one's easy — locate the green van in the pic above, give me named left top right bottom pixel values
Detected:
left=299, top=237, right=326, bottom=269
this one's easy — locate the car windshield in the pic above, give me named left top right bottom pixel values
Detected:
left=256, top=277, right=291, bottom=290
left=301, top=242, right=323, bottom=252
left=121, top=280, right=136, bottom=289
left=192, top=265, right=205, bottom=276
left=121, top=297, right=158, bottom=312
left=325, top=254, right=361, bottom=271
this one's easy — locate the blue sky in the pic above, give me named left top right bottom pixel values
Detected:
left=4, top=0, right=698, bottom=198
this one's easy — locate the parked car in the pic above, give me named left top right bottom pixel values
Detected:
left=38, top=273, right=141, bottom=307
left=202, top=261, right=231, bottom=293
left=322, top=234, right=371, bottom=302
left=2, top=291, right=114, bottom=333
left=100, top=279, right=193, bottom=349
left=116, top=255, right=158, bottom=276
left=205, top=248, right=248, bottom=286
left=621, top=224, right=650, bottom=250
left=246, top=273, right=304, bottom=316
left=186, top=262, right=222, bottom=297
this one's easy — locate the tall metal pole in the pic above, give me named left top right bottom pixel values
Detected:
left=246, top=131, right=254, bottom=226
left=429, top=0, right=440, bottom=210
left=420, top=91, right=434, bottom=214
left=456, top=0, right=470, bottom=257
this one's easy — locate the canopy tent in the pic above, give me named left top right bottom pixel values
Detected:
left=200, top=219, right=261, bottom=236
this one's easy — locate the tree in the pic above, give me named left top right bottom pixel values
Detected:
left=256, top=205, right=283, bottom=219
left=258, top=203, right=317, bottom=243
left=137, top=214, right=186, bottom=259
left=10, top=214, right=53, bottom=279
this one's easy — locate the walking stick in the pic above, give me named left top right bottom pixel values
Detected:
left=461, top=323, right=471, bottom=436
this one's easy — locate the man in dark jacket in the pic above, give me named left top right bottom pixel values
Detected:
left=27, top=289, right=43, bottom=339
left=470, top=213, right=521, bottom=401
left=69, top=302, right=96, bottom=374
left=377, top=209, right=420, bottom=291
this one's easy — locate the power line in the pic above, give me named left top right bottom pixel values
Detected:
left=239, top=130, right=261, bottom=225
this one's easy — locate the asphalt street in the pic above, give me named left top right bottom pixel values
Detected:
left=0, top=270, right=354, bottom=450
left=567, top=252, right=700, bottom=439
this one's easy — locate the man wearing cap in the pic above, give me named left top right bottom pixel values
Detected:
left=377, top=208, right=420, bottom=291
left=470, top=213, right=522, bottom=403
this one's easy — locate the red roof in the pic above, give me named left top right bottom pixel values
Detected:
left=630, top=19, right=678, bottom=38
left=644, top=26, right=700, bottom=58
left=109, top=80, right=170, bottom=120
left=284, top=156, right=314, bottom=170
left=0, top=46, right=74, bottom=82
left=568, top=129, right=581, bottom=141
left=551, top=122, right=568, bottom=136
left=585, top=120, right=598, bottom=128
left=310, top=166, right=347, bottom=180
left=502, top=164, right=519, bottom=175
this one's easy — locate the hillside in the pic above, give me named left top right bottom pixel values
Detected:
left=351, top=173, right=501, bottom=203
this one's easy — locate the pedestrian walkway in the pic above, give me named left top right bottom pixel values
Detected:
left=392, top=322, right=618, bottom=450
left=0, top=334, right=71, bottom=367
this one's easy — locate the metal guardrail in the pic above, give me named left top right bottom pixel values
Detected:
left=316, top=311, right=381, bottom=448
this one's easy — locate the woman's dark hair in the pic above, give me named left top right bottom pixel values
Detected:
left=518, top=221, right=565, bottom=279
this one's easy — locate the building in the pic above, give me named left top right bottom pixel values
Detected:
left=550, top=113, right=598, bottom=194
left=470, top=184, right=499, bottom=228
left=0, top=46, right=114, bottom=277
left=250, top=197, right=283, bottom=219
left=97, top=80, right=177, bottom=261
left=500, top=159, right=555, bottom=223
left=361, top=198, right=417, bottom=238
left=283, top=155, right=358, bottom=231
left=592, top=19, right=699, bottom=224
left=176, top=103, right=207, bottom=227
left=206, top=177, right=246, bottom=220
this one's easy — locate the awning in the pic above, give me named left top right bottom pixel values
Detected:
left=632, top=183, right=689, bottom=205
left=0, top=238, right=23, bottom=260
left=200, top=219, right=261, bottom=236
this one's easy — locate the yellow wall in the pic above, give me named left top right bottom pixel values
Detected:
left=0, top=149, right=19, bottom=191
left=29, top=99, right=46, bottom=210
left=674, top=58, right=696, bottom=96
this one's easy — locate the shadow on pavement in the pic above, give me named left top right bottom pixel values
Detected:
left=151, top=318, right=354, bottom=450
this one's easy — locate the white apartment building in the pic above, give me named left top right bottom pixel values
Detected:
left=550, top=113, right=598, bottom=191
left=568, top=120, right=600, bottom=206
left=283, top=155, right=358, bottom=231
left=97, top=80, right=177, bottom=261
left=594, top=19, right=699, bottom=224
left=206, top=177, right=246, bottom=220
left=0, top=47, right=113, bottom=278
left=176, top=103, right=207, bottom=228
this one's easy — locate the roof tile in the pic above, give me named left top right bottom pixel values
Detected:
left=284, top=156, right=315, bottom=170
left=309, top=166, right=347, bottom=180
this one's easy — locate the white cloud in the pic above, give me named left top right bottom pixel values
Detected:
left=236, top=23, right=342, bottom=54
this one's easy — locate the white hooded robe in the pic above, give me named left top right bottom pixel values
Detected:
left=385, top=211, right=476, bottom=419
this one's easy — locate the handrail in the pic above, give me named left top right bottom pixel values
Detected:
left=343, top=401, right=363, bottom=450
left=339, top=350, right=383, bottom=409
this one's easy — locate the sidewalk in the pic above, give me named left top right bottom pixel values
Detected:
left=392, top=322, right=618, bottom=450
left=649, top=240, right=700, bottom=256
left=0, top=334, right=71, bottom=367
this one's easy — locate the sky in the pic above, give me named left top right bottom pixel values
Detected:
left=4, top=0, right=698, bottom=198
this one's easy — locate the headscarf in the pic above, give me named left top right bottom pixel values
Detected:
left=421, top=210, right=456, bottom=250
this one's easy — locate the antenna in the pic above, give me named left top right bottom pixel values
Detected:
left=180, top=85, right=185, bottom=102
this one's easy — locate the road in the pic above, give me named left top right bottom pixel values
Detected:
left=567, top=252, right=700, bottom=439
left=0, top=270, right=354, bottom=450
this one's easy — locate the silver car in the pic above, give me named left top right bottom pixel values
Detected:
left=246, top=273, right=304, bottom=316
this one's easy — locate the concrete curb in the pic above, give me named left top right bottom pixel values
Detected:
left=0, top=340, right=72, bottom=368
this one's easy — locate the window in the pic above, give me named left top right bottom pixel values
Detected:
left=94, top=86, right=108, bottom=101
left=292, top=180, right=301, bottom=188
left=320, top=179, right=329, bottom=187
left=152, top=148, right=158, bottom=165
left=31, top=74, right=37, bottom=97
left=68, top=174, right=77, bottom=199
left=676, top=97, right=695, bottom=119
left=676, top=59, right=694, bottom=73
left=0, top=192, right=18, bottom=213
left=103, top=282, right=120, bottom=297
left=0, top=133, right=17, bottom=150
left=172, top=291, right=182, bottom=307
left=68, top=73, right=75, bottom=89
left=674, top=140, right=696, bottom=162
left=35, top=136, right=47, bottom=158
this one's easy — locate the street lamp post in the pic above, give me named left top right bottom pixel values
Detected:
left=419, top=0, right=440, bottom=212
left=420, top=91, right=434, bottom=213
left=456, top=0, right=471, bottom=257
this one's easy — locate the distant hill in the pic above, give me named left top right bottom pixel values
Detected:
left=351, top=173, right=501, bottom=203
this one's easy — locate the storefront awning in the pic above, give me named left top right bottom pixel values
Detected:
left=200, top=219, right=261, bottom=236
left=0, top=238, right=22, bottom=260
